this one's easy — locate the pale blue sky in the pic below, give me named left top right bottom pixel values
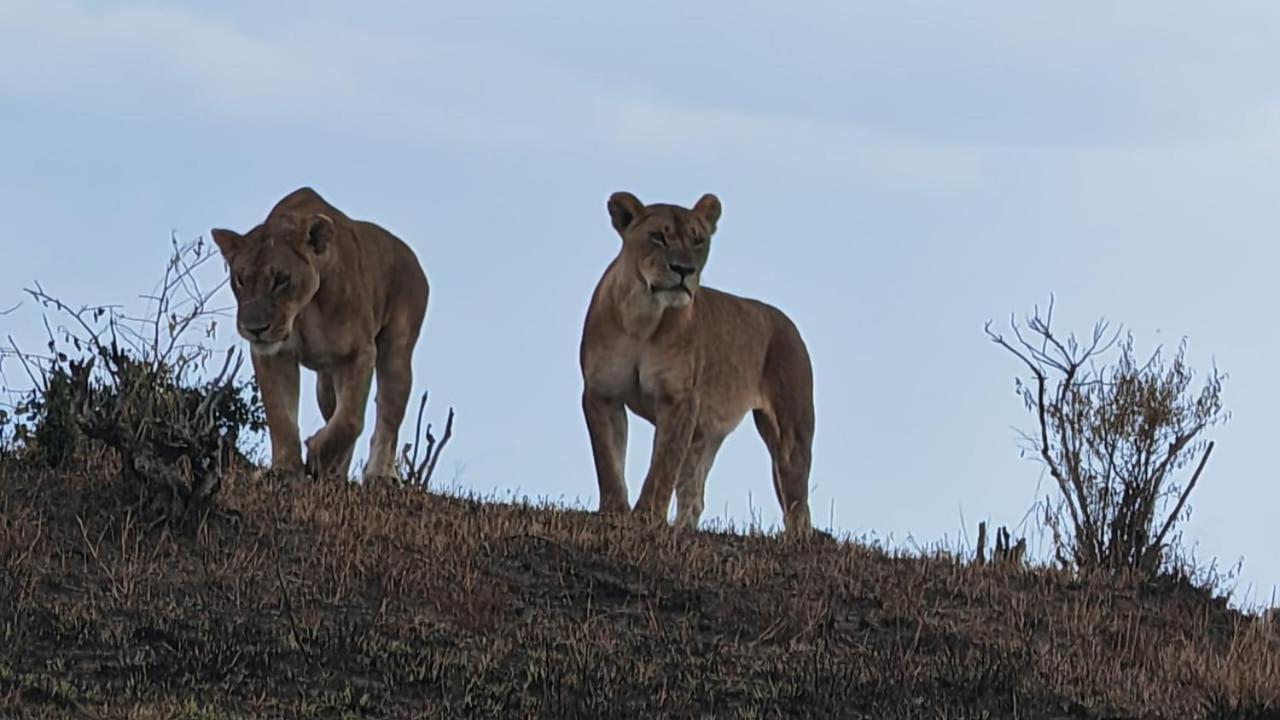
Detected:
left=2, top=1, right=1277, bottom=604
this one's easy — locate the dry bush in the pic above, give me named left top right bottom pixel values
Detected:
left=987, top=298, right=1228, bottom=576
left=397, top=389, right=455, bottom=488
left=0, top=236, right=264, bottom=528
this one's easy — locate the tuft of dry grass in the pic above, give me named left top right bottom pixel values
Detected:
left=1, top=455, right=1276, bottom=719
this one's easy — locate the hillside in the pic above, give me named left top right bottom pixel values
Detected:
left=1, top=458, right=1276, bottom=719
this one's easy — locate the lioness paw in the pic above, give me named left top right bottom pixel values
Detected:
left=597, top=496, right=630, bottom=514
left=255, top=462, right=304, bottom=484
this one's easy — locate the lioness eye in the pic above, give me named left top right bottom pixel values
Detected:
left=649, top=232, right=666, bottom=247
left=272, top=273, right=290, bottom=292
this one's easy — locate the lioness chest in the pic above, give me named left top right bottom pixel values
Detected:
left=585, top=334, right=753, bottom=434
left=584, top=336, right=682, bottom=423
left=287, top=307, right=376, bottom=372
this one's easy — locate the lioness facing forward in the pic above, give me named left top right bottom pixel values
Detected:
left=580, top=192, right=815, bottom=534
left=212, top=187, right=429, bottom=480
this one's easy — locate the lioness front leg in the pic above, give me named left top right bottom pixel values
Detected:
left=633, top=396, right=697, bottom=523
left=305, top=348, right=374, bottom=479
left=583, top=391, right=630, bottom=513
left=673, top=434, right=725, bottom=531
left=252, top=349, right=303, bottom=475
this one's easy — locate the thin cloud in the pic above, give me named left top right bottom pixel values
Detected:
left=605, top=99, right=988, bottom=192
left=0, top=0, right=988, bottom=192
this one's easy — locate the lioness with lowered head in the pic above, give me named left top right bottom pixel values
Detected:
left=211, top=187, right=429, bottom=480
left=580, top=192, right=815, bottom=534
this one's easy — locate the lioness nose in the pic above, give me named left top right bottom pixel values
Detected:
left=669, top=262, right=696, bottom=278
left=243, top=321, right=271, bottom=338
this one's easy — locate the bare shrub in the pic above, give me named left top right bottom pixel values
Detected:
left=986, top=297, right=1228, bottom=575
left=0, top=236, right=265, bottom=527
left=398, top=389, right=455, bottom=488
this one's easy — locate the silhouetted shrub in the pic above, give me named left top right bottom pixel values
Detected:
left=1, top=237, right=265, bottom=527
left=987, top=298, right=1228, bottom=575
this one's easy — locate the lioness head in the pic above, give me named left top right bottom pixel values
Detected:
left=210, top=213, right=334, bottom=354
left=607, top=192, right=722, bottom=309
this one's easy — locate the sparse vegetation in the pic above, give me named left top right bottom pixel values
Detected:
left=987, top=298, right=1228, bottom=576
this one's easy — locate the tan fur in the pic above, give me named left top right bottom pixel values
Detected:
left=579, top=192, right=815, bottom=534
left=211, top=187, right=429, bottom=480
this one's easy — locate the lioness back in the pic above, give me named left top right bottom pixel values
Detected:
left=349, top=218, right=430, bottom=330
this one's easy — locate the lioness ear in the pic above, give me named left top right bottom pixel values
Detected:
left=607, top=192, right=645, bottom=236
left=692, top=193, right=721, bottom=232
left=210, top=228, right=242, bottom=258
left=306, top=214, right=335, bottom=255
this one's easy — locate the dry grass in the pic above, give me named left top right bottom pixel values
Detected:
left=1, top=455, right=1277, bottom=719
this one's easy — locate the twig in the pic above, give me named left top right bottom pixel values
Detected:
left=25, top=283, right=114, bottom=349
left=407, top=390, right=430, bottom=483
left=1144, top=441, right=1215, bottom=569
left=421, top=407, right=454, bottom=487
left=6, top=335, right=44, bottom=393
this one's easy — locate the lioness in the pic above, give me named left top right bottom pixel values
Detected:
left=579, top=192, right=815, bottom=534
left=211, top=187, right=429, bottom=480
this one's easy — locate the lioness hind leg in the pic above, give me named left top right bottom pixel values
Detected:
left=757, top=323, right=816, bottom=537
left=751, top=409, right=788, bottom=513
left=776, top=433, right=813, bottom=536
left=365, top=333, right=416, bottom=482
left=753, top=406, right=813, bottom=537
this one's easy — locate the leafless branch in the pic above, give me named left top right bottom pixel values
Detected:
left=400, top=389, right=455, bottom=489
left=6, top=335, right=44, bottom=393
left=422, top=407, right=454, bottom=487
left=1144, top=441, right=1214, bottom=568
